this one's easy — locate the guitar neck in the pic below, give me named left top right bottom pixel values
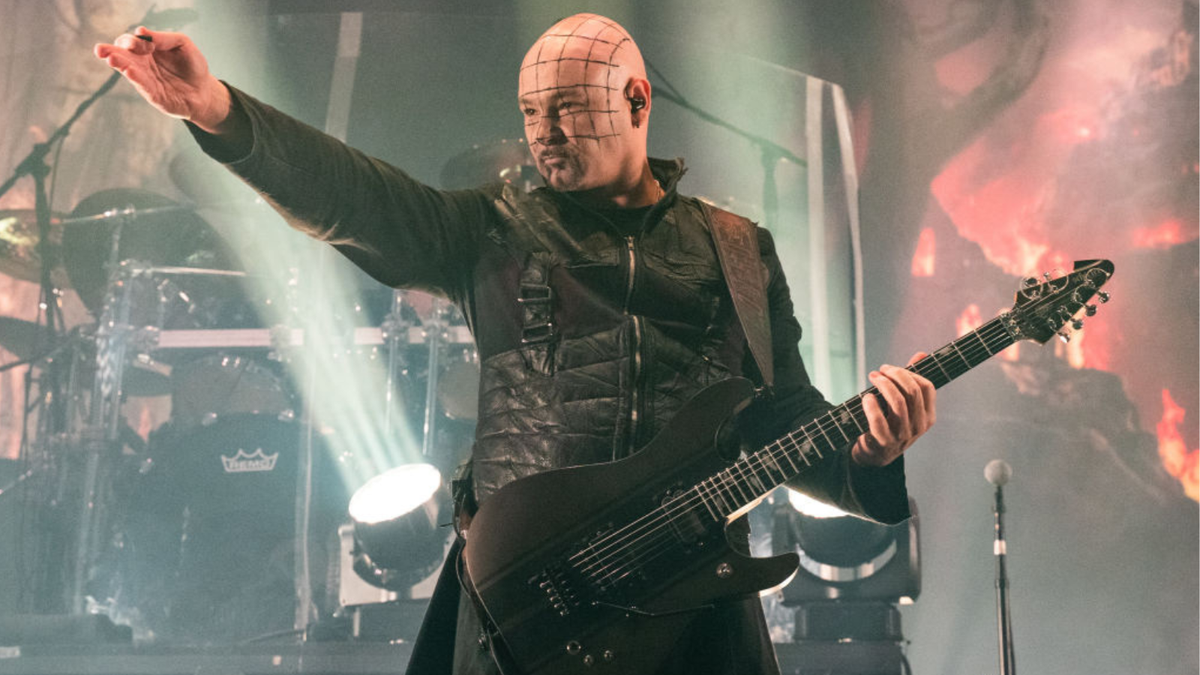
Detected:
left=692, top=314, right=1018, bottom=520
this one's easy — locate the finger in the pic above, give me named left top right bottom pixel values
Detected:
left=114, top=32, right=154, bottom=55
left=99, top=49, right=138, bottom=74
left=911, top=364, right=936, bottom=429
left=133, top=27, right=190, bottom=51
left=861, top=390, right=895, bottom=449
left=885, top=363, right=932, bottom=436
left=906, top=351, right=928, bottom=367
left=883, top=364, right=925, bottom=435
left=854, top=394, right=890, bottom=465
left=870, top=369, right=909, bottom=439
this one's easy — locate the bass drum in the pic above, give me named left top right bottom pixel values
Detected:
left=118, top=415, right=348, bottom=644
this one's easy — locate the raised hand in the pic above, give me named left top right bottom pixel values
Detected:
left=94, top=26, right=232, bottom=133
left=852, top=352, right=937, bottom=467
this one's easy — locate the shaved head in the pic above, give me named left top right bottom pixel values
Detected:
left=518, top=14, right=653, bottom=200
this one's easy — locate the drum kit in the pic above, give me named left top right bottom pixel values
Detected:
left=0, top=138, right=536, bottom=643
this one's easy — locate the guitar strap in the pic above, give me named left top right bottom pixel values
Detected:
left=701, top=202, right=774, bottom=391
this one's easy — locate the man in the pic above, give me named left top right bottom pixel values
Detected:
left=96, top=13, right=935, bottom=674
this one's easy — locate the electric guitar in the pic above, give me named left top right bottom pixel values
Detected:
left=463, top=259, right=1114, bottom=674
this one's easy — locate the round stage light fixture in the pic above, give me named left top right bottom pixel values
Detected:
left=774, top=496, right=920, bottom=605
left=348, top=463, right=447, bottom=591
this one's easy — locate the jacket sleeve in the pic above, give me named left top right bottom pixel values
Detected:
left=186, top=85, right=494, bottom=298
left=739, top=227, right=911, bottom=524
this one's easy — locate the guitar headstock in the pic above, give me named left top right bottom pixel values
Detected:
left=1007, top=259, right=1114, bottom=344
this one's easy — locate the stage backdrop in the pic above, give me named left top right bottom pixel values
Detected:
left=0, top=1, right=1196, bottom=674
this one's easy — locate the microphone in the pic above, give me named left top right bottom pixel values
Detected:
left=985, top=459, right=1012, bottom=487
left=986, top=459, right=1016, bottom=675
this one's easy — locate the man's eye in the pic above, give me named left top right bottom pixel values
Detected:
left=522, top=108, right=538, bottom=117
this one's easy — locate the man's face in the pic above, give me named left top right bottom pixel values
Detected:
left=518, top=33, right=634, bottom=192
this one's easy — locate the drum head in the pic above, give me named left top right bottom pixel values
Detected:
left=170, top=356, right=293, bottom=430
left=119, top=415, right=347, bottom=644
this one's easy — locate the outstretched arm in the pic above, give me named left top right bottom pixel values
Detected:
left=94, top=26, right=238, bottom=136
left=94, top=26, right=490, bottom=298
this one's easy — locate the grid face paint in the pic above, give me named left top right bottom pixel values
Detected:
left=520, top=16, right=632, bottom=146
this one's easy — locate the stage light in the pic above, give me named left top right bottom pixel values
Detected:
left=774, top=496, right=920, bottom=604
left=787, top=489, right=853, bottom=519
left=772, top=496, right=922, bottom=672
left=348, top=463, right=448, bottom=592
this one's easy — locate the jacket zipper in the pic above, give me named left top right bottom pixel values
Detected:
left=623, top=235, right=643, bottom=457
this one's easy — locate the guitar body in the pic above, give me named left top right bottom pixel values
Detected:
left=463, top=377, right=799, bottom=675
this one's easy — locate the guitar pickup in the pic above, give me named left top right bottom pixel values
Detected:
left=664, top=505, right=708, bottom=546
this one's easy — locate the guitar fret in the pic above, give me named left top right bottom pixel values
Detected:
left=949, top=341, right=970, bottom=369
left=743, top=459, right=764, bottom=492
left=723, top=469, right=749, bottom=504
left=846, top=404, right=866, bottom=434
left=693, top=485, right=718, bottom=521
left=971, top=330, right=994, bottom=355
left=779, top=439, right=803, bottom=470
left=794, top=435, right=814, bottom=464
left=805, top=432, right=824, bottom=460
left=829, top=410, right=851, bottom=443
left=705, top=479, right=729, bottom=515
left=929, top=353, right=952, bottom=383
left=730, top=464, right=751, bottom=499
left=768, top=446, right=787, bottom=478
left=814, top=423, right=835, bottom=452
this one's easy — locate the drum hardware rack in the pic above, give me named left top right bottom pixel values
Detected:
left=13, top=249, right=476, bottom=633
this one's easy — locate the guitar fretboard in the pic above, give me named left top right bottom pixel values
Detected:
left=691, top=314, right=1017, bottom=520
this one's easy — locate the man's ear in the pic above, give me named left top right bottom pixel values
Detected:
left=624, top=78, right=651, bottom=127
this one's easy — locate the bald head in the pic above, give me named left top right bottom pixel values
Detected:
left=523, top=14, right=646, bottom=87
left=518, top=14, right=653, bottom=199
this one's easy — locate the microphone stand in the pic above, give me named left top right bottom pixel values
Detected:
left=992, top=482, right=1016, bottom=675
left=646, top=63, right=804, bottom=234
left=0, top=3, right=193, bottom=614
left=0, top=72, right=122, bottom=434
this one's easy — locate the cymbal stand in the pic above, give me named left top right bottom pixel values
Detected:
left=69, top=234, right=140, bottom=615
left=380, top=290, right=412, bottom=439
left=420, top=299, right=450, bottom=458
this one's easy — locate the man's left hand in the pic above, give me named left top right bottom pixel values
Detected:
left=852, top=352, right=936, bottom=467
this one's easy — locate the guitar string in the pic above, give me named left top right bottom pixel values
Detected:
left=573, top=320, right=1013, bottom=584
left=572, top=318, right=1017, bottom=586
left=580, top=331, right=1012, bottom=589
left=577, top=276, right=1106, bottom=587
left=571, top=317, right=1019, bottom=583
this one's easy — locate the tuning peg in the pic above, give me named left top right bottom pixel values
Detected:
left=1057, top=331, right=1071, bottom=343
left=1085, top=304, right=1097, bottom=316
left=1072, top=319, right=1084, bottom=330
left=1097, top=291, right=1110, bottom=303
left=1022, top=277, right=1040, bottom=288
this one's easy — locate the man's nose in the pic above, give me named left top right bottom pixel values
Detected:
left=534, top=114, right=567, bottom=146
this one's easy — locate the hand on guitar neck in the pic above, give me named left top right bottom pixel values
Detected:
left=853, top=352, right=937, bottom=468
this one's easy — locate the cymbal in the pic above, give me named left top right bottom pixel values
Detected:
left=62, top=188, right=238, bottom=317
left=0, top=316, right=53, bottom=361
left=0, top=210, right=69, bottom=286
left=439, top=138, right=538, bottom=190
left=0, top=316, right=168, bottom=395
